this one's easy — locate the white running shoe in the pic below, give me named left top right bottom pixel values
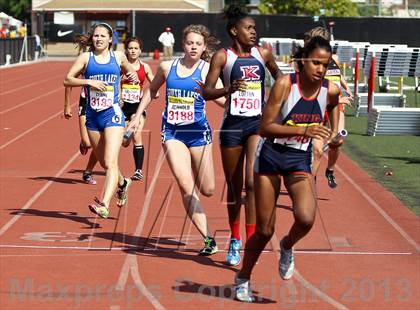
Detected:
left=234, top=274, right=255, bottom=303
left=279, top=237, right=294, bottom=280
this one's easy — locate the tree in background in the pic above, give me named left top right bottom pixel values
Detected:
left=258, top=0, right=359, bottom=17
left=0, top=0, right=31, bottom=21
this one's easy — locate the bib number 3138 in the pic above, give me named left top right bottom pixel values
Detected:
left=90, top=86, right=114, bottom=111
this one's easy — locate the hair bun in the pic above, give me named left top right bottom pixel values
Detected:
left=224, top=4, right=246, bottom=19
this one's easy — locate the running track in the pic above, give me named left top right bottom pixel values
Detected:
left=0, top=60, right=418, bottom=309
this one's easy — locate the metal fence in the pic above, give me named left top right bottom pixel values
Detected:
left=0, top=37, right=39, bottom=66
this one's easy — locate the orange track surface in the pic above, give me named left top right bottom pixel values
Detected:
left=0, top=61, right=419, bottom=309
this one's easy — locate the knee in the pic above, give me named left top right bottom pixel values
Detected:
left=295, top=213, right=315, bottom=232
left=200, top=185, right=214, bottom=197
left=255, top=225, right=275, bottom=241
left=102, top=159, right=118, bottom=171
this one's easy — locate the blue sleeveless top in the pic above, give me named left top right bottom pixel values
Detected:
left=163, top=58, right=207, bottom=125
left=85, top=50, right=120, bottom=111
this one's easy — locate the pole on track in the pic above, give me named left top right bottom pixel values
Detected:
left=367, top=51, right=376, bottom=114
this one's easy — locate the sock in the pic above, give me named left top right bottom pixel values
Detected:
left=119, top=178, right=127, bottom=189
left=229, top=220, right=241, bottom=240
left=245, top=224, right=256, bottom=241
left=133, top=145, right=144, bottom=171
left=326, top=168, right=334, bottom=175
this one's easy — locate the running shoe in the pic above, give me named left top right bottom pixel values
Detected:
left=325, top=169, right=337, bottom=188
left=226, top=238, right=242, bottom=266
left=116, top=178, right=132, bottom=207
left=82, top=171, right=97, bottom=185
left=234, top=274, right=255, bottom=303
left=88, top=197, right=109, bottom=219
left=279, top=237, right=294, bottom=280
left=198, top=236, right=218, bottom=256
left=131, top=169, right=144, bottom=181
left=79, top=141, right=88, bottom=155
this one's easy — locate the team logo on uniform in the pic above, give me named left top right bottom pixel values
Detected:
left=240, top=65, right=260, bottom=80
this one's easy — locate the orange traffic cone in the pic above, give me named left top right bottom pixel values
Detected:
left=153, top=49, right=160, bottom=60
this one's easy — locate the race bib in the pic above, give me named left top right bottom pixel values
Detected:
left=274, top=136, right=311, bottom=151
left=122, top=84, right=141, bottom=103
left=167, top=96, right=195, bottom=125
left=230, top=81, right=262, bottom=117
left=90, top=86, right=114, bottom=111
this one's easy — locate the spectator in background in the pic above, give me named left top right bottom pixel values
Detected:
left=1, top=24, right=8, bottom=38
left=34, top=34, right=42, bottom=59
left=158, top=27, right=175, bottom=60
left=18, top=23, right=26, bottom=38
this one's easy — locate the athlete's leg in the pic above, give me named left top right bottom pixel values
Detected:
left=79, top=115, right=91, bottom=147
left=327, top=110, right=345, bottom=170
left=237, top=173, right=280, bottom=279
left=190, top=143, right=215, bottom=197
left=132, top=114, right=146, bottom=175
left=244, top=135, right=260, bottom=240
left=88, top=127, right=124, bottom=207
left=325, top=110, right=345, bottom=188
left=282, top=173, right=317, bottom=250
left=164, top=140, right=209, bottom=238
left=221, top=145, right=245, bottom=239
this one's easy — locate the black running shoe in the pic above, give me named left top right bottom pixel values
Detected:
left=325, top=169, right=337, bottom=189
left=198, top=236, right=218, bottom=256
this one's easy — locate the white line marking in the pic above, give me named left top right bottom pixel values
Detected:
left=0, top=151, right=80, bottom=236
left=271, top=235, right=349, bottom=310
left=0, top=101, right=77, bottom=150
left=0, top=244, right=412, bottom=256
left=0, top=87, right=62, bottom=114
left=114, top=149, right=167, bottom=310
left=335, top=162, right=420, bottom=252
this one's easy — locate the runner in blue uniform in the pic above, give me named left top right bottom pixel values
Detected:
left=128, top=24, right=224, bottom=256
left=202, top=5, right=281, bottom=266
left=64, top=23, right=138, bottom=218
left=234, top=36, right=342, bottom=302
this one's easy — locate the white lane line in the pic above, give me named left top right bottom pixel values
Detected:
left=0, top=244, right=412, bottom=256
left=0, top=87, right=62, bottom=114
left=114, top=149, right=167, bottom=310
left=0, top=101, right=77, bottom=150
left=271, top=235, right=349, bottom=310
left=335, top=162, right=420, bottom=253
left=0, top=151, right=80, bottom=237
left=1, top=74, right=63, bottom=95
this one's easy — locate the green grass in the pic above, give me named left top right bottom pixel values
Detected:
left=342, top=112, right=420, bottom=216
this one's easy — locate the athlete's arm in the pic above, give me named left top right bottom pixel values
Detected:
left=260, top=46, right=283, bottom=80
left=200, top=62, right=225, bottom=108
left=127, top=62, right=167, bottom=132
left=202, top=49, right=246, bottom=100
left=260, top=75, right=331, bottom=140
left=64, top=52, right=108, bottom=91
left=144, top=62, right=159, bottom=98
left=118, top=51, right=138, bottom=84
left=63, top=87, right=73, bottom=119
